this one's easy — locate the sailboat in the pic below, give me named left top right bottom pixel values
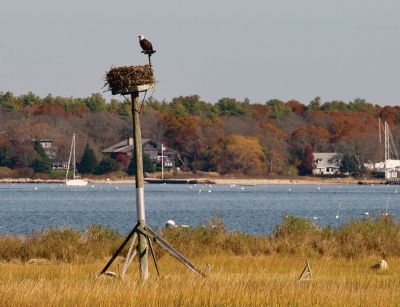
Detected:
left=65, top=134, right=88, bottom=186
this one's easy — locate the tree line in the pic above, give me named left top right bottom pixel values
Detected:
left=1, top=91, right=399, bottom=178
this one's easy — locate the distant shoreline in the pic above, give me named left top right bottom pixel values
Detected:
left=0, top=177, right=387, bottom=185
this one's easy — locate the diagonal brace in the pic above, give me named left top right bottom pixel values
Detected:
left=100, top=224, right=138, bottom=275
left=138, top=225, right=206, bottom=277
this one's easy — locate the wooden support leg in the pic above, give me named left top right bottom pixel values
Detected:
left=121, top=232, right=138, bottom=278
left=100, top=224, right=138, bottom=275
left=140, top=225, right=205, bottom=277
left=147, top=236, right=160, bottom=277
left=138, top=228, right=149, bottom=280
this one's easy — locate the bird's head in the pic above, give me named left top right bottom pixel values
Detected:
left=138, top=35, right=144, bottom=41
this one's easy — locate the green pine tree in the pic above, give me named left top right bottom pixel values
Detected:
left=78, top=144, right=98, bottom=174
left=32, top=142, right=51, bottom=173
left=128, top=153, right=153, bottom=175
left=0, top=145, right=14, bottom=167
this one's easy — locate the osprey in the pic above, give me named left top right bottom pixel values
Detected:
left=138, top=35, right=155, bottom=55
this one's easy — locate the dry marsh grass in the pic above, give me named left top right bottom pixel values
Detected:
left=1, top=256, right=399, bottom=306
left=1, top=216, right=400, bottom=306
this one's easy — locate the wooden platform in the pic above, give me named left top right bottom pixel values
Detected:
left=112, top=83, right=155, bottom=95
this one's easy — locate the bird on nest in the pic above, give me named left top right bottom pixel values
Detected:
left=138, top=35, right=156, bottom=55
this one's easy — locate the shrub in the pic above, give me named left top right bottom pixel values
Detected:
left=1, top=216, right=400, bottom=262
left=0, top=166, right=16, bottom=178
left=95, top=158, right=119, bottom=174
left=22, top=228, right=85, bottom=262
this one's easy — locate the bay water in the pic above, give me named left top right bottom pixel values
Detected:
left=0, top=183, right=398, bottom=235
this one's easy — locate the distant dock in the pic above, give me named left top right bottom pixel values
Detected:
left=145, top=178, right=216, bottom=184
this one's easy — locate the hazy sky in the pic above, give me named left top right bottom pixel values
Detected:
left=1, top=0, right=400, bottom=105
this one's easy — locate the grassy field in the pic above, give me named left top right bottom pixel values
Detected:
left=1, top=216, right=400, bottom=306
left=1, top=255, right=399, bottom=306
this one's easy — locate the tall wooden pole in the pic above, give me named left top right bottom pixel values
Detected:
left=131, top=92, right=148, bottom=280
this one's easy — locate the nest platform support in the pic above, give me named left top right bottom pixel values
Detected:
left=101, top=64, right=205, bottom=280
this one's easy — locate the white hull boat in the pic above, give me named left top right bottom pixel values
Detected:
left=66, top=179, right=88, bottom=186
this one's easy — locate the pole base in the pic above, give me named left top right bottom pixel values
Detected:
left=100, top=222, right=206, bottom=278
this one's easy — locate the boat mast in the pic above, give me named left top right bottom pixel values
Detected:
left=378, top=117, right=382, bottom=144
left=161, top=143, right=164, bottom=180
left=73, top=133, right=76, bottom=180
left=66, top=134, right=74, bottom=181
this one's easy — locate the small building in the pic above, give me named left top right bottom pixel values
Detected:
left=37, top=139, right=57, bottom=160
left=312, top=152, right=343, bottom=175
left=386, top=168, right=400, bottom=181
left=37, top=139, right=69, bottom=169
left=52, top=160, right=69, bottom=170
left=102, top=138, right=176, bottom=170
left=364, top=160, right=400, bottom=180
left=373, top=167, right=400, bottom=180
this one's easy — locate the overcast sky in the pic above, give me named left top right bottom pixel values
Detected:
left=1, top=0, right=400, bottom=105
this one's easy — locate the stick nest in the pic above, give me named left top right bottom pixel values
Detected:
left=105, top=65, right=155, bottom=94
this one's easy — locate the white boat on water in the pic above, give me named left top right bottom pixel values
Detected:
left=66, top=134, right=88, bottom=186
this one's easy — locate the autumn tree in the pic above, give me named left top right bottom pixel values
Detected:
left=211, top=135, right=265, bottom=176
left=286, top=100, right=306, bottom=116
left=258, top=122, right=288, bottom=173
left=289, top=125, right=330, bottom=157
left=164, top=115, right=223, bottom=171
left=299, top=144, right=314, bottom=175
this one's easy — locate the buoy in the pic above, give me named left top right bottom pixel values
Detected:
left=165, top=220, right=177, bottom=228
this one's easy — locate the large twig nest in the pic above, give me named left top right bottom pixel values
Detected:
left=105, top=65, right=155, bottom=95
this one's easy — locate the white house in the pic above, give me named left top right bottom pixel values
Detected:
left=312, top=152, right=343, bottom=175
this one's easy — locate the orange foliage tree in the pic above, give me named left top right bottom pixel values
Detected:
left=211, top=135, right=265, bottom=176
left=164, top=115, right=223, bottom=171
left=258, top=122, right=288, bottom=174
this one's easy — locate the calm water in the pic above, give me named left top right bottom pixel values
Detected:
left=0, top=183, right=399, bottom=235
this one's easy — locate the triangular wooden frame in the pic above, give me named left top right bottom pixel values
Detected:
left=298, top=260, right=313, bottom=282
